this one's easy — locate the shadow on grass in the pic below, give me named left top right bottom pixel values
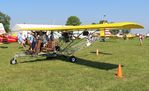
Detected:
left=1, top=42, right=10, bottom=44
left=20, top=57, right=56, bottom=63
left=0, top=46, right=8, bottom=48
left=19, top=55, right=118, bottom=70
left=90, top=51, right=112, bottom=55
left=70, top=57, right=118, bottom=70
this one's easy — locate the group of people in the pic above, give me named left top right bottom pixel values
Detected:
left=17, top=31, right=55, bottom=53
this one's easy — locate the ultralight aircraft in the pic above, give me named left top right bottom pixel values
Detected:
left=10, top=22, right=144, bottom=64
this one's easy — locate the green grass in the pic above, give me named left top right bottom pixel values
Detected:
left=0, top=38, right=149, bottom=91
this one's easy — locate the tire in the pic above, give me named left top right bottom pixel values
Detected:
left=10, top=58, right=17, bottom=65
left=69, top=56, right=77, bottom=62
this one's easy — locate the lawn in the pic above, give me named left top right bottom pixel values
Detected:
left=0, top=38, right=149, bottom=91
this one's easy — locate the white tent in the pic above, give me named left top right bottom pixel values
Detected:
left=0, top=23, right=6, bottom=34
left=12, top=24, right=66, bottom=39
left=12, top=24, right=64, bottom=31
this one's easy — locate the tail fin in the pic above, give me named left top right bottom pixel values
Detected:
left=0, top=23, right=6, bottom=34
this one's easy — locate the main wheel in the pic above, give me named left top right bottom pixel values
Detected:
left=69, top=56, right=77, bottom=62
left=10, top=58, right=17, bottom=65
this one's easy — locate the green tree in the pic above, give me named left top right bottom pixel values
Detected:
left=121, top=29, right=130, bottom=34
left=99, top=20, right=108, bottom=24
left=91, top=22, right=97, bottom=25
left=66, top=16, right=81, bottom=26
left=110, top=29, right=120, bottom=35
left=0, top=12, right=11, bottom=32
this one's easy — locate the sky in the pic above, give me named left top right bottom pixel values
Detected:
left=0, top=0, right=149, bottom=34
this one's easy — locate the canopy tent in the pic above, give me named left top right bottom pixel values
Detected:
left=13, top=22, right=144, bottom=31
left=13, top=24, right=65, bottom=31
left=0, top=23, right=6, bottom=34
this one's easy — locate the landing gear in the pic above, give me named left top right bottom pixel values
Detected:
left=69, top=56, right=77, bottom=62
left=10, top=58, right=17, bottom=65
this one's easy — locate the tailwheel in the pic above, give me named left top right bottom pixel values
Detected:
left=10, top=58, right=17, bottom=65
left=69, top=56, right=77, bottom=62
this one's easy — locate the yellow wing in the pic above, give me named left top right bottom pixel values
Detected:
left=15, top=22, right=144, bottom=31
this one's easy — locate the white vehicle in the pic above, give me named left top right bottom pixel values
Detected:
left=146, top=33, right=149, bottom=38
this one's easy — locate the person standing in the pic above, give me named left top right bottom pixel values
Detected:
left=18, top=32, right=26, bottom=50
left=139, top=34, right=144, bottom=46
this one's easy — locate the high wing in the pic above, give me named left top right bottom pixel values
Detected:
left=14, top=22, right=144, bottom=31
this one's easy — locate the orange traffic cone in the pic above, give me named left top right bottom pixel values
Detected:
left=116, top=64, right=123, bottom=78
left=96, top=49, right=99, bottom=56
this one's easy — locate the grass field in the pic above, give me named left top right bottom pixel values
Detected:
left=0, top=38, right=149, bottom=91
